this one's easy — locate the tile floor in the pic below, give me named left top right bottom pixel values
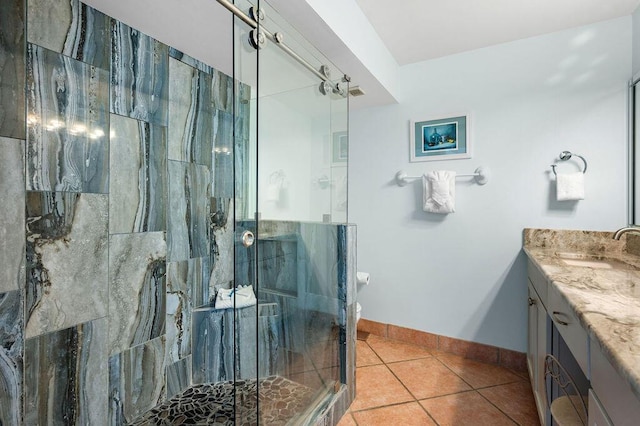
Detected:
left=338, top=334, right=540, bottom=425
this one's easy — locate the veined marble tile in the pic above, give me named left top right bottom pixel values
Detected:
left=166, top=356, right=191, bottom=399
left=0, top=0, right=26, bottom=139
left=0, top=138, right=25, bottom=293
left=24, top=318, right=108, bottom=426
left=25, top=192, right=108, bottom=338
left=169, top=47, right=214, bottom=75
left=27, top=0, right=110, bottom=69
left=168, top=58, right=213, bottom=167
left=344, top=301, right=356, bottom=401
left=168, top=161, right=210, bottom=261
left=108, top=232, right=166, bottom=356
left=109, top=114, right=167, bottom=234
left=213, top=110, right=233, bottom=198
left=209, top=198, right=234, bottom=294
left=235, top=82, right=251, bottom=142
left=191, top=306, right=232, bottom=384
left=110, top=20, right=168, bottom=126
left=191, top=303, right=281, bottom=384
left=237, top=302, right=283, bottom=379
left=257, top=237, right=299, bottom=295
left=261, top=291, right=304, bottom=353
left=338, top=224, right=357, bottom=306
left=0, top=291, right=23, bottom=426
left=26, top=44, right=110, bottom=193
left=109, top=336, right=166, bottom=424
left=166, top=257, right=209, bottom=363
left=234, top=131, right=250, bottom=215
left=212, top=69, right=233, bottom=113
left=300, top=223, right=339, bottom=299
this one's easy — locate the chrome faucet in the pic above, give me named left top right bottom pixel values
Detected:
left=612, top=226, right=640, bottom=240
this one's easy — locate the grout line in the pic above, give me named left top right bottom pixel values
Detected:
left=353, top=337, right=534, bottom=425
left=349, top=399, right=420, bottom=413
left=415, top=388, right=477, bottom=402
left=476, top=390, right=520, bottom=425
left=431, top=355, right=476, bottom=390
left=364, top=340, right=433, bottom=365
left=416, top=399, right=441, bottom=426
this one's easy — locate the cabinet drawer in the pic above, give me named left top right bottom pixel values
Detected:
left=591, top=340, right=640, bottom=426
left=548, top=286, right=589, bottom=377
left=527, top=260, right=548, bottom=308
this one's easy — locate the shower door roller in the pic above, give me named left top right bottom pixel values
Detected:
left=241, top=230, right=255, bottom=248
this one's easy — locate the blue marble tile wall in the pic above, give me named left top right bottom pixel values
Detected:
left=237, top=221, right=353, bottom=395
left=0, top=0, right=247, bottom=424
left=191, top=303, right=282, bottom=384
left=0, top=1, right=27, bottom=423
left=0, top=0, right=25, bottom=139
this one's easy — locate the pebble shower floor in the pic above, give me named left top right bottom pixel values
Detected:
left=129, top=376, right=314, bottom=425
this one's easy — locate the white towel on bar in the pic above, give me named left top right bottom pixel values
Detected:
left=556, top=172, right=585, bottom=201
left=423, top=171, right=456, bottom=214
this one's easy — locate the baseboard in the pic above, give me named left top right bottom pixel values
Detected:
left=357, top=318, right=527, bottom=372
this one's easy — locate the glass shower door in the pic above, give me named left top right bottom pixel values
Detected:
left=232, top=0, right=349, bottom=423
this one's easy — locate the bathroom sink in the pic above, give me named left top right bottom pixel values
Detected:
left=554, top=252, right=637, bottom=270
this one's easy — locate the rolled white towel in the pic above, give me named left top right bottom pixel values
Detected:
left=214, top=285, right=257, bottom=310
left=356, top=272, right=370, bottom=285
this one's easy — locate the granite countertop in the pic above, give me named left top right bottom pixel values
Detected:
left=524, top=229, right=640, bottom=400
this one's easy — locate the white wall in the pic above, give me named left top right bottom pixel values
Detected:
left=350, top=17, right=631, bottom=352
left=633, top=5, right=640, bottom=76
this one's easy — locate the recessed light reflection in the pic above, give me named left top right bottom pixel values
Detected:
left=69, top=123, right=87, bottom=135
left=45, top=119, right=65, bottom=131
left=214, top=147, right=232, bottom=155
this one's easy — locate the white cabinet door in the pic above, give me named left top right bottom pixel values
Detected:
left=527, top=281, right=537, bottom=382
left=528, top=280, right=548, bottom=424
left=588, top=390, right=612, bottom=426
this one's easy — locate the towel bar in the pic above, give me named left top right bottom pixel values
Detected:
left=551, top=151, right=587, bottom=176
left=395, top=166, right=490, bottom=186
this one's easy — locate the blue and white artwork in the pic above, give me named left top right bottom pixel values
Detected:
left=411, top=114, right=470, bottom=162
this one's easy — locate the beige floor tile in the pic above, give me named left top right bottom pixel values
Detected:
left=357, top=340, right=383, bottom=367
left=337, top=412, right=357, bottom=426
left=352, top=402, right=437, bottom=425
left=350, top=364, right=413, bottom=411
left=367, top=334, right=432, bottom=363
left=479, top=381, right=541, bottom=426
left=436, top=352, right=521, bottom=388
left=388, top=357, right=472, bottom=399
left=420, top=391, right=516, bottom=426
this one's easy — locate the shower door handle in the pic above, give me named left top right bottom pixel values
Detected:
left=241, top=230, right=255, bottom=248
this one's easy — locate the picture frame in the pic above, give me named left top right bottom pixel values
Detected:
left=332, top=131, right=348, bottom=163
left=410, top=114, right=471, bottom=162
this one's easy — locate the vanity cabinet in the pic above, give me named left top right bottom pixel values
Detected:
left=528, top=259, right=590, bottom=425
left=548, top=283, right=589, bottom=378
left=588, top=390, right=612, bottom=426
left=527, top=260, right=550, bottom=424
left=590, top=339, right=640, bottom=426
left=527, top=280, right=549, bottom=423
left=527, top=256, right=640, bottom=426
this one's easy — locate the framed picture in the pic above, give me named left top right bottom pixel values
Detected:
left=332, top=131, right=348, bottom=163
left=410, top=114, right=471, bottom=162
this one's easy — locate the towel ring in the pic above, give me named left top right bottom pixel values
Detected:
left=550, top=151, right=587, bottom=176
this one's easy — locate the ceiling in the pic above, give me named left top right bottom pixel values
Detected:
left=84, top=0, right=640, bottom=109
left=355, top=0, right=640, bottom=65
